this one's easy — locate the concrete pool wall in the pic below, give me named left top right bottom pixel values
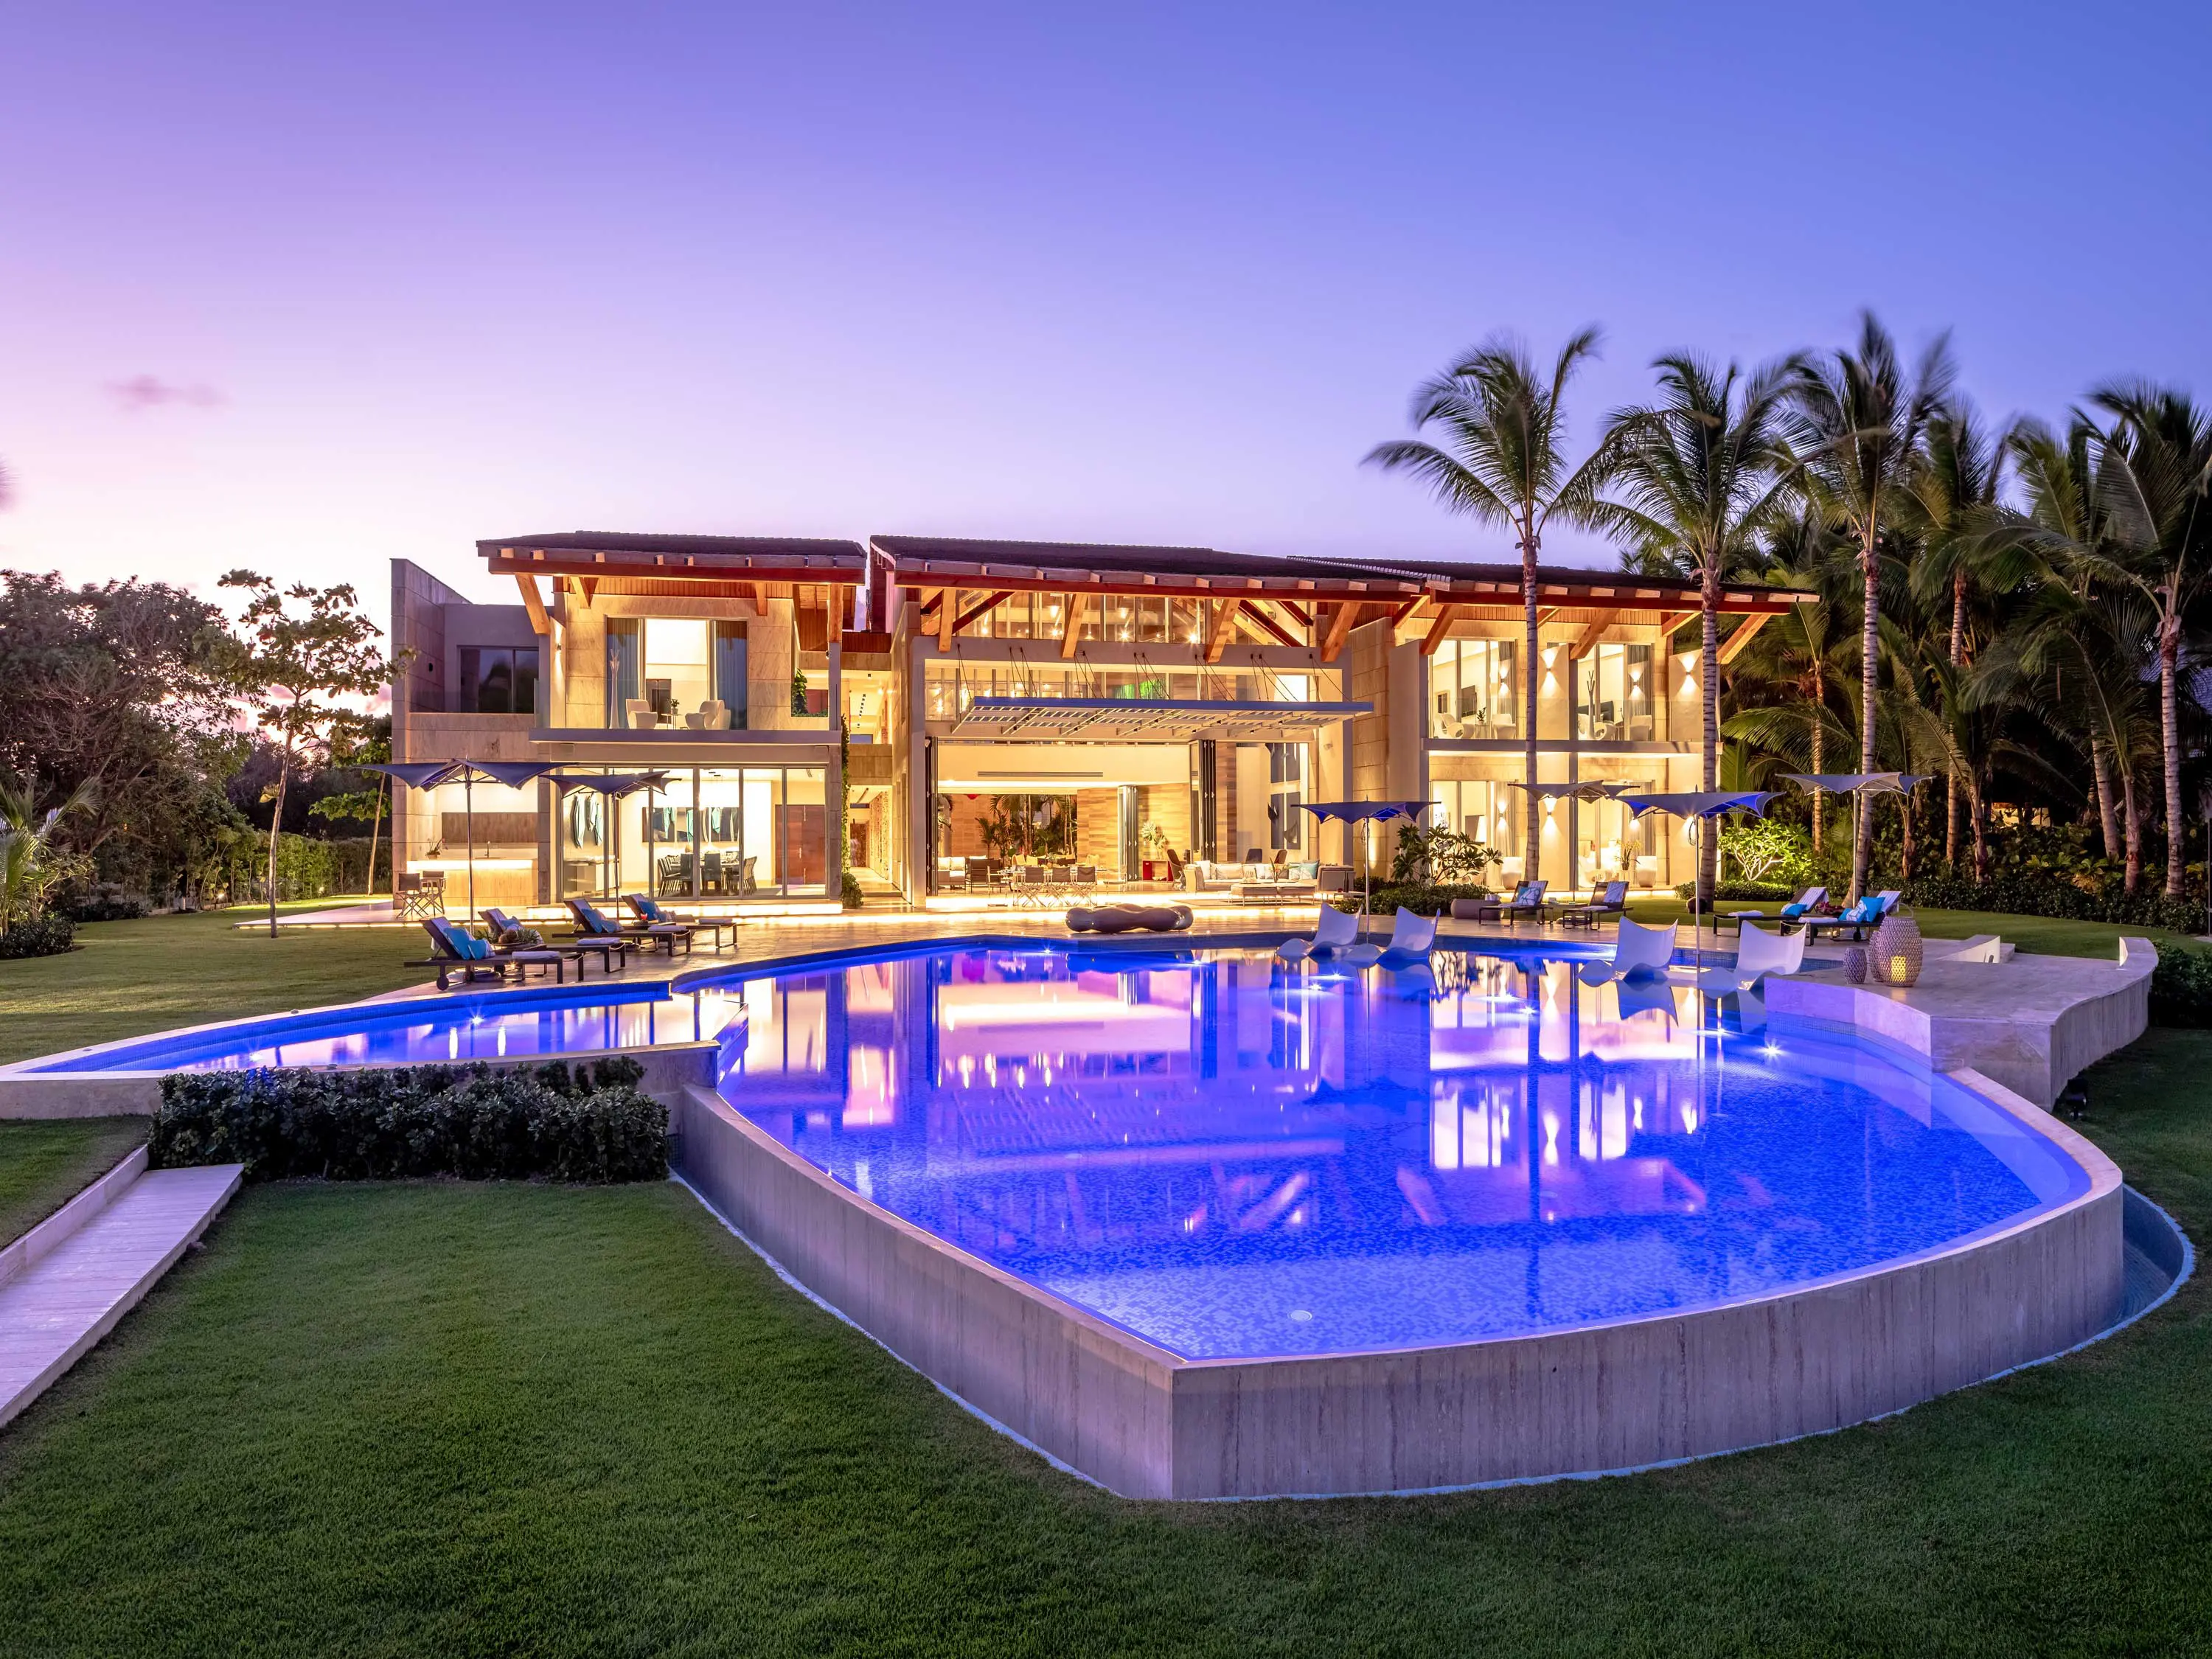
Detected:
left=672, top=1068, right=2126, bottom=1500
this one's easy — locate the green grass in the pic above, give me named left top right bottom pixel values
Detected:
left=1622, top=897, right=2207, bottom=959
left=0, top=905, right=428, bottom=1068
left=0, top=1117, right=147, bottom=1245
left=0, top=1031, right=2208, bottom=1656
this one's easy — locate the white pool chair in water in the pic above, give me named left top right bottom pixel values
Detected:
left=1276, top=903, right=1360, bottom=961
left=1339, top=906, right=1439, bottom=967
left=1576, top=917, right=1678, bottom=986
left=1695, top=920, right=1806, bottom=997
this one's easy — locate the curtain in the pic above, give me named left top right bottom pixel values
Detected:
left=605, top=619, right=640, bottom=726
left=713, top=620, right=749, bottom=729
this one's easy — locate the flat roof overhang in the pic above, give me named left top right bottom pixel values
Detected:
left=948, top=695, right=1371, bottom=741
left=482, top=532, right=869, bottom=588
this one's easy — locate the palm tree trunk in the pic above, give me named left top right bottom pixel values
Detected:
left=1969, top=776, right=1989, bottom=885
left=1946, top=568, right=1965, bottom=869
left=2091, top=736, right=2120, bottom=863
left=1809, top=668, right=1823, bottom=855
left=1854, top=529, right=1879, bottom=904
left=2161, top=618, right=2185, bottom=898
left=1522, top=534, right=1541, bottom=888
left=2124, top=765, right=2143, bottom=895
left=1699, top=563, right=1719, bottom=905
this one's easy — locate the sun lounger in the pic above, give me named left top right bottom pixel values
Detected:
left=1798, top=890, right=1899, bottom=943
left=1276, top=903, right=1361, bottom=961
left=406, top=917, right=567, bottom=991
left=483, top=907, right=627, bottom=974
left=1695, top=921, right=1806, bottom=997
left=1453, top=880, right=1546, bottom=924
left=567, top=897, right=692, bottom=956
left=1340, top=906, right=1440, bottom=967
left=1576, top=917, right=1678, bottom=986
left=1551, top=880, right=1627, bottom=929
left=625, top=894, right=733, bottom=950
left=1719, top=886, right=1825, bottom=935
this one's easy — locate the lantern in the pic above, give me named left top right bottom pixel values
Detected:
left=1871, top=911, right=1923, bottom=988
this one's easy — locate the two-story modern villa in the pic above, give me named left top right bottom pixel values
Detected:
left=389, top=533, right=1803, bottom=914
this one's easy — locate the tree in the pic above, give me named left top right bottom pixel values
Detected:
left=218, top=574, right=394, bottom=936
left=1597, top=352, right=1800, bottom=902
left=0, top=773, right=97, bottom=930
left=2080, top=386, right=2212, bottom=897
left=307, top=716, right=394, bottom=898
left=1905, top=402, right=2008, bottom=866
left=1784, top=313, right=1955, bottom=902
left=1366, top=328, right=1618, bottom=886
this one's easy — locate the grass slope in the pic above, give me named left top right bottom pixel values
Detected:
left=0, top=1118, right=147, bottom=1245
left=1622, top=897, right=2205, bottom=959
left=0, top=906, right=428, bottom=1068
left=1, top=1029, right=2208, bottom=1656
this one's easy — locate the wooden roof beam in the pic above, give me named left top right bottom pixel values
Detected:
left=1204, top=597, right=1241, bottom=664
left=1421, top=603, right=1462, bottom=656
left=1717, top=609, right=1774, bottom=664
left=514, top=574, right=552, bottom=636
left=1238, top=599, right=1301, bottom=649
left=1567, top=608, right=1621, bottom=660
left=1319, top=599, right=1361, bottom=664
left=1062, top=591, right=1091, bottom=658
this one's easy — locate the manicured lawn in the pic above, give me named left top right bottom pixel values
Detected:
left=1623, top=897, right=2206, bottom=959
left=0, top=1032, right=2207, bottom=1656
left=0, top=905, right=428, bottom=1068
left=0, top=1117, right=147, bottom=1245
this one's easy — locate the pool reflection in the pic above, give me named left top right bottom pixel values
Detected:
left=717, top=947, right=2051, bottom=1360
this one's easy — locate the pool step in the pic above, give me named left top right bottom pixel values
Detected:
left=0, top=1159, right=243, bottom=1430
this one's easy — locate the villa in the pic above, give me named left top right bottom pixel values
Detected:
left=389, top=532, right=1806, bottom=912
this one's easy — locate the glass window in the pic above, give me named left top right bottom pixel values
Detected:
left=1430, top=639, right=1515, bottom=739
left=459, top=647, right=539, bottom=714
left=605, top=620, right=641, bottom=727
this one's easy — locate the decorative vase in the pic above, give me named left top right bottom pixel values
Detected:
left=1871, top=911, right=1923, bottom=989
left=1843, top=945, right=1868, bottom=985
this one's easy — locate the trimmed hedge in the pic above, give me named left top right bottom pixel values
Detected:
left=1672, top=881, right=1795, bottom=902
left=1902, top=870, right=2204, bottom=935
left=0, top=917, right=76, bottom=959
left=151, top=1056, right=667, bottom=1183
left=1329, top=882, right=1492, bottom=917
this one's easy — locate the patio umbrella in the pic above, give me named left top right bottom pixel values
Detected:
left=1612, top=790, right=1780, bottom=981
left=365, top=759, right=561, bottom=919
left=1296, top=799, right=1430, bottom=918
left=1778, top=773, right=1933, bottom=903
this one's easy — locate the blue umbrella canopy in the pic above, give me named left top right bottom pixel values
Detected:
left=359, top=760, right=462, bottom=790
left=1615, top=790, right=1778, bottom=818
left=1296, top=799, right=1431, bottom=824
left=1779, top=773, right=1931, bottom=796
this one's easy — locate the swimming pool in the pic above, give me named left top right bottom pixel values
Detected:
left=702, top=944, right=2086, bottom=1358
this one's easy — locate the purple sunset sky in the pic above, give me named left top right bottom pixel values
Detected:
left=2, top=1, right=2206, bottom=617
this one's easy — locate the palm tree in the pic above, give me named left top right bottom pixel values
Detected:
left=1596, top=353, right=1800, bottom=902
left=1784, top=313, right=1955, bottom=902
left=1366, top=328, right=1618, bottom=886
left=2084, top=386, right=2212, bottom=897
left=1905, top=402, right=2008, bottom=866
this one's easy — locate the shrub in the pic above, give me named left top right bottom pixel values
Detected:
left=64, top=886, right=153, bottom=922
left=1719, top=819, right=1815, bottom=888
left=2149, top=944, right=2212, bottom=1029
left=0, top=916, right=76, bottom=958
left=150, top=1056, right=667, bottom=1183
left=841, top=872, right=864, bottom=910
left=1674, top=880, right=1796, bottom=902
left=1902, top=870, right=2203, bottom=934
left=1329, top=881, right=1491, bottom=917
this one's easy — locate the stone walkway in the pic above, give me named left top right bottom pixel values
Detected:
left=0, top=1163, right=243, bottom=1430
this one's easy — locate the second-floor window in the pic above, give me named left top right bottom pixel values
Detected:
left=1430, top=638, right=1514, bottom=739
left=459, top=647, right=538, bottom=714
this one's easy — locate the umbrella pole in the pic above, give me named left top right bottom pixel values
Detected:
left=464, top=768, right=476, bottom=923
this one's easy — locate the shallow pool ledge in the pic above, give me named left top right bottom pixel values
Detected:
left=671, top=1077, right=2124, bottom=1500
left=1762, top=936, right=2154, bottom=1109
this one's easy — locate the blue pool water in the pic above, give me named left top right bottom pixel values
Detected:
left=29, top=942, right=2087, bottom=1360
